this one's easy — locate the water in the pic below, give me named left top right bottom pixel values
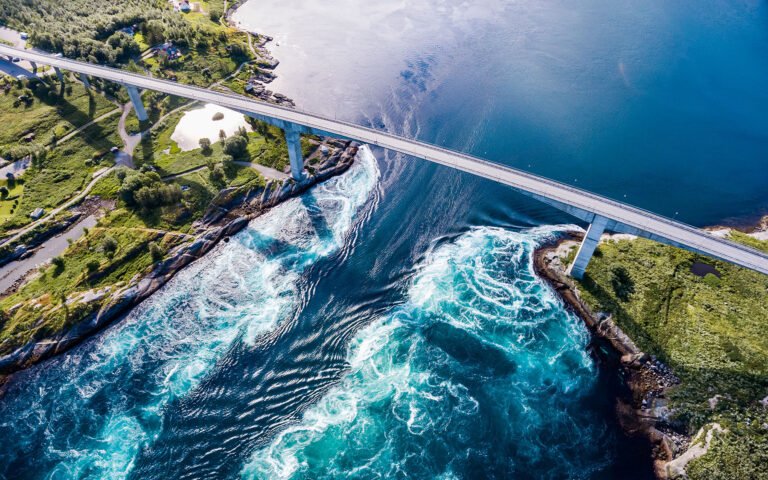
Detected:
left=240, top=227, right=627, bottom=479
left=0, top=149, right=379, bottom=479
left=3, top=0, right=768, bottom=478
left=171, top=104, right=252, bottom=151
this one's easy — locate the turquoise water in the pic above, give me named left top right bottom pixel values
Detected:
left=0, top=150, right=380, bottom=479
left=3, top=0, right=767, bottom=477
left=241, top=227, right=615, bottom=479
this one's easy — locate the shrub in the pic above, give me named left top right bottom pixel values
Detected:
left=149, top=241, right=163, bottom=262
left=223, top=135, right=248, bottom=159
left=86, top=259, right=100, bottom=272
left=199, top=137, right=212, bottom=153
left=101, top=236, right=118, bottom=257
left=0, top=187, right=8, bottom=198
left=51, top=256, right=65, bottom=270
left=703, top=273, right=721, bottom=288
left=212, top=112, right=224, bottom=121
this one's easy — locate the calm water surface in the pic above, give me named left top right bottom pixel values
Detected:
left=2, top=1, right=767, bottom=478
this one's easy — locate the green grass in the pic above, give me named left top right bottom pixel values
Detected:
left=153, top=142, right=220, bottom=176
left=571, top=235, right=768, bottom=480
left=0, top=76, right=117, bottom=153
left=0, top=114, right=122, bottom=235
left=0, top=180, right=26, bottom=222
left=0, top=226, right=185, bottom=351
left=139, top=19, right=252, bottom=87
left=246, top=129, right=290, bottom=171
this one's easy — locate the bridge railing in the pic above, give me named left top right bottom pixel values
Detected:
left=4, top=45, right=766, bottom=266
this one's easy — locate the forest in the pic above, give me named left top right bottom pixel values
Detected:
left=0, top=0, right=220, bottom=64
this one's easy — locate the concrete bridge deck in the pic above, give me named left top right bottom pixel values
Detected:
left=2, top=44, right=767, bottom=278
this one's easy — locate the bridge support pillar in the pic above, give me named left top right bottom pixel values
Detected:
left=79, top=73, right=90, bottom=89
left=285, top=125, right=304, bottom=181
left=53, top=67, right=64, bottom=83
left=125, top=85, right=148, bottom=122
left=567, top=214, right=609, bottom=279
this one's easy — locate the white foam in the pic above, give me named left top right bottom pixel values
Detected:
left=42, top=146, right=379, bottom=479
left=240, top=224, right=593, bottom=479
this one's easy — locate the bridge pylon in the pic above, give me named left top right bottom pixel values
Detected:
left=78, top=72, right=90, bottom=89
left=285, top=124, right=305, bottom=181
left=125, top=85, right=148, bottom=122
left=567, top=215, right=609, bottom=279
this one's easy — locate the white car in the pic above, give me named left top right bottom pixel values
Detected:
left=20, top=32, right=29, bottom=40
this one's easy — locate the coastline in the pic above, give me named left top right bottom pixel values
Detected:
left=0, top=7, right=358, bottom=389
left=0, top=141, right=359, bottom=389
left=533, top=216, right=768, bottom=479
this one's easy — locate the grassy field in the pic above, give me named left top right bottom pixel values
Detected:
left=573, top=235, right=768, bottom=480
left=139, top=10, right=253, bottom=87
left=0, top=111, right=123, bottom=235
left=0, top=76, right=117, bottom=155
left=0, top=155, right=264, bottom=355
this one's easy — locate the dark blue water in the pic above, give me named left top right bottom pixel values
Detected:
left=2, top=1, right=767, bottom=478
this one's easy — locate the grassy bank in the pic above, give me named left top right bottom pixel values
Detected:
left=0, top=82, right=122, bottom=235
left=0, top=121, right=276, bottom=357
left=571, top=235, right=768, bottom=479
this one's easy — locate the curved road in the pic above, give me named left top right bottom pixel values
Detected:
left=2, top=45, right=767, bottom=275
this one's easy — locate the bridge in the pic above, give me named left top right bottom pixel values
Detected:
left=2, top=44, right=767, bottom=279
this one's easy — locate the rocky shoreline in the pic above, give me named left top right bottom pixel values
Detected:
left=534, top=216, right=768, bottom=479
left=534, top=234, right=683, bottom=478
left=0, top=141, right=359, bottom=390
left=0, top=0, right=343, bottom=389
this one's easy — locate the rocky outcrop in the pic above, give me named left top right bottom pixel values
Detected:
left=665, top=424, right=725, bottom=479
left=534, top=234, right=688, bottom=479
left=0, top=143, right=359, bottom=378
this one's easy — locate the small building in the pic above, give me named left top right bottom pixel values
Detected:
left=30, top=207, right=45, bottom=220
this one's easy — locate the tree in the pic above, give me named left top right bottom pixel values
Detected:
left=51, top=256, right=65, bottom=271
left=0, top=187, right=8, bottom=199
left=223, top=135, right=248, bottom=159
left=86, top=259, right=100, bottom=273
left=149, top=241, right=163, bottom=262
left=199, top=137, right=212, bottom=153
left=209, top=162, right=225, bottom=187
left=102, top=236, right=118, bottom=257
left=209, top=7, right=223, bottom=23
left=610, top=266, right=635, bottom=302
left=219, top=129, right=227, bottom=140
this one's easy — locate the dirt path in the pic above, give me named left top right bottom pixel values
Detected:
left=2, top=168, right=113, bottom=245
left=233, top=160, right=288, bottom=180
left=55, top=107, right=122, bottom=145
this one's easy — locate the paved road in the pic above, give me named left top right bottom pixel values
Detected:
left=2, top=45, right=768, bottom=275
left=0, top=215, right=97, bottom=294
left=1, top=167, right=113, bottom=246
